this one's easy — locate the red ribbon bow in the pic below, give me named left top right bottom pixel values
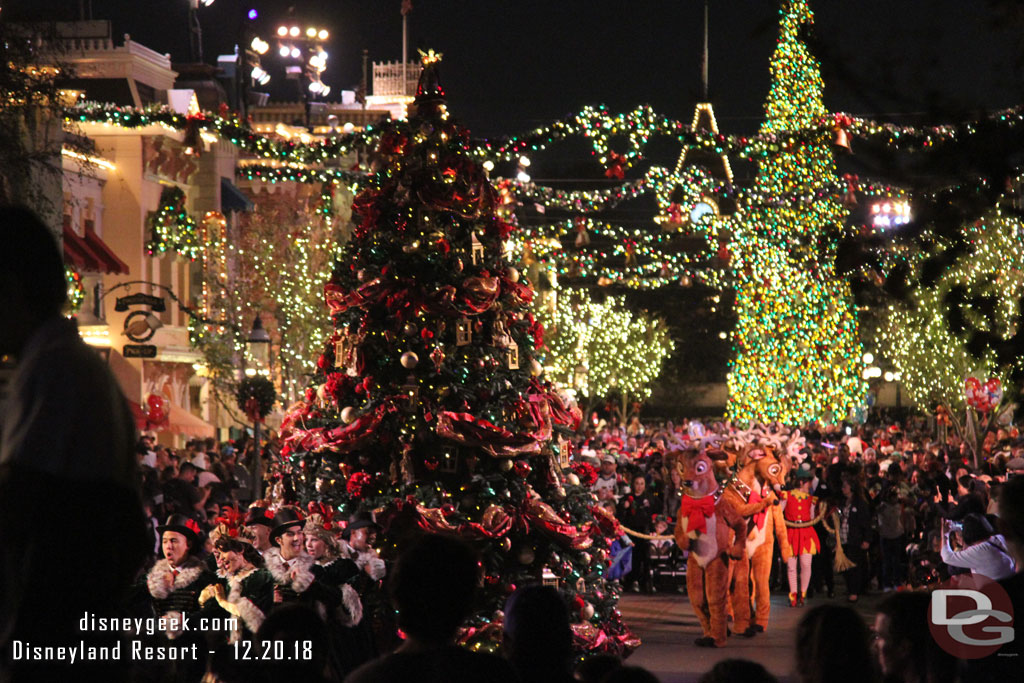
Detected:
left=678, top=494, right=715, bottom=535
left=185, top=518, right=201, bottom=534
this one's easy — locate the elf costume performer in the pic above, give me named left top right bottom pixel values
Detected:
left=781, top=462, right=820, bottom=607
left=673, top=449, right=759, bottom=648
left=723, top=446, right=793, bottom=638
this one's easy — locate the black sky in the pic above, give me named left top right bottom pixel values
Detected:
left=6, top=1, right=1024, bottom=139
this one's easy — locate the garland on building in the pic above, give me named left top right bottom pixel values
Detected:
left=67, top=100, right=1024, bottom=173
left=65, top=264, right=85, bottom=315
left=147, top=185, right=201, bottom=258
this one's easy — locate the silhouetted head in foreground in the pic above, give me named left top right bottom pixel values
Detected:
left=0, top=206, right=66, bottom=355
left=390, top=532, right=479, bottom=645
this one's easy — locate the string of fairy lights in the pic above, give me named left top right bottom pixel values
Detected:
left=189, top=190, right=342, bottom=403
left=65, top=97, right=1024, bottom=173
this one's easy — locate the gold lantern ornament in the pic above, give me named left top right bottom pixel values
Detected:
left=506, top=340, right=520, bottom=370
left=455, top=317, right=472, bottom=346
left=470, top=232, right=485, bottom=266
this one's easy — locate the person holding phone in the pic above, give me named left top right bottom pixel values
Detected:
left=939, top=513, right=1015, bottom=580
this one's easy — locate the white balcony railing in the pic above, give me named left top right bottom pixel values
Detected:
left=372, top=61, right=422, bottom=98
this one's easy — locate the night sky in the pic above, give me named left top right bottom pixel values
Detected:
left=6, top=1, right=1024, bottom=139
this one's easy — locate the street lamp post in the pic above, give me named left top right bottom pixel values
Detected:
left=883, top=370, right=903, bottom=409
left=187, top=0, right=216, bottom=63
left=246, top=315, right=271, bottom=501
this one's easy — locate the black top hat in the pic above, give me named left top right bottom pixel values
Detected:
left=245, top=505, right=276, bottom=528
left=157, top=514, right=202, bottom=548
left=343, top=512, right=380, bottom=539
left=270, top=506, right=305, bottom=541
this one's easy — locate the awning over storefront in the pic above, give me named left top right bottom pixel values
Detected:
left=63, top=223, right=103, bottom=271
left=130, top=401, right=216, bottom=439
left=82, top=225, right=130, bottom=274
left=221, top=177, right=254, bottom=213
left=62, top=223, right=130, bottom=274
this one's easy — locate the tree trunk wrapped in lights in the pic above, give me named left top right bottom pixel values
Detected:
left=275, top=54, right=638, bottom=656
left=726, top=0, right=865, bottom=423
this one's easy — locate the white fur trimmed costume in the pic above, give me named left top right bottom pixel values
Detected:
left=145, top=558, right=215, bottom=640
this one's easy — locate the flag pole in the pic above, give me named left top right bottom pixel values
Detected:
left=402, top=7, right=408, bottom=94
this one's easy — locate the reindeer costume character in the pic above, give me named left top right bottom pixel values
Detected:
left=722, top=441, right=793, bottom=637
left=672, top=448, right=764, bottom=648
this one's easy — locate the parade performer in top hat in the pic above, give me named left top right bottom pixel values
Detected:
left=201, top=524, right=275, bottom=643
left=243, top=500, right=276, bottom=554
left=144, top=513, right=216, bottom=680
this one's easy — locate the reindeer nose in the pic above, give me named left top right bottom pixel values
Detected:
left=683, top=479, right=694, bottom=488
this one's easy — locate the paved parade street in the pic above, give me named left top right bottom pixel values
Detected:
left=621, top=591, right=881, bottom=683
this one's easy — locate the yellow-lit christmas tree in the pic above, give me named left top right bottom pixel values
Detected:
left=726, top=0, right=865, bottom=423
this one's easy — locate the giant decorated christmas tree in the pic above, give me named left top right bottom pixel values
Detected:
left=726, top=0, right=865, bottom=423
left=277, top=53, right=637, bottom=655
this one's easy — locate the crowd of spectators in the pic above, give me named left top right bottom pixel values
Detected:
left=571, top=413, right=1024, bottom=597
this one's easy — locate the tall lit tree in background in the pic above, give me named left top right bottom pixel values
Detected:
left=726, top=0, right=865, bottom=423
left=536, top=289, right=674, bottom=417
left=878, top=206, right=1024, bottom=458
left=276, top=56, right=637, bottom=655
left=191, top=184, right=347, bottom=415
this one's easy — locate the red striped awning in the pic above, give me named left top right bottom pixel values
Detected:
left=62, top=223, right=103, bottom=271
left=82, top=224, right=129, bottom=274
left=62, top=222, right=130, bottom=275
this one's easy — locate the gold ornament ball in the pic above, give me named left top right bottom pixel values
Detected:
left=403, top=322, right=417, bottom=336
left=581, top=602, right=595, bottom=620
left=507, top=267, right=520, bottom=283
left=357, top=269, right=367, bottom=281
left=499, top=537, right=512, bottom=552
left=529, top=359, right=543, bottom=376
left=517, top=547, right=536, bottom=565
left=340, top=407, right=356, bottom=424
left=499, top=459, right=514, bottom=472
left=566, top=473, right=581, bottom=487
left=401, top=351, right=419, bottom=368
